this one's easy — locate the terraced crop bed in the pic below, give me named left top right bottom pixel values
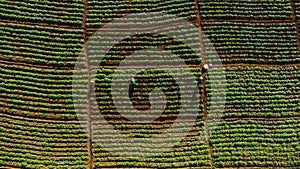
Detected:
left=0, top=0, right=299, bottom=168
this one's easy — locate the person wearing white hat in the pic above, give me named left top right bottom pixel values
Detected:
left=90, top=80, right=95, bottom=88
left=203, top=64, right=209, bottom=70
left=202, top=64, right=209, bottom=74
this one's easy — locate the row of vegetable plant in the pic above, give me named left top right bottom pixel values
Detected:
left=198, top=0, right=292, bottom=20
left=0, top=0, right=83, bottom=26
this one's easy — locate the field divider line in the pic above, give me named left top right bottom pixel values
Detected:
left=0, top=19, right=83, bottom=29
left=81, top=63, right=300, bottom=69
left=85, top=19, right=298, bottom=31
left=82, top=0, right=93, bottom=168
left=0, top=59, right=74, bottom=70
left=0, top=113, right=80, bottom=123
left=223, top=116, right=300, bottom=121
left=0, top=60, right=298, bottom=71
left=1, top=18, right=297, bottom=30
left=200, top=19, right=295, bottom=23
left=210, top=63, right=300, bottom=67
left=86, top=20, right=199, bottom=31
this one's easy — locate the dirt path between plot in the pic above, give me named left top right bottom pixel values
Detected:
left=82, top=0, right=93, bottom=168
left=194, top=0, right=214, bottom=168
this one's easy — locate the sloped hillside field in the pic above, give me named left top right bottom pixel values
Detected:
left=0, top=0, right=299, bottom=168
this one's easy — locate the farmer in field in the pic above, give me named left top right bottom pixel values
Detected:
left=129, top=77, right=136, bottom=98
left=88, top=80, right=95, bottom=97
left=202, top=63, right=209, bottom=74
left=198, top=76, right=203, bottom=85
left=131, top=77, right=136, bottom=86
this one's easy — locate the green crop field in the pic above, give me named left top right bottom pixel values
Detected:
left=0, top=0, right=299, bottom=168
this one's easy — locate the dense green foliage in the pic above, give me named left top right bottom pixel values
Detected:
left=0, top=0, right=299, bottom=168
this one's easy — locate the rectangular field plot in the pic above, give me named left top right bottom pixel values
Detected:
left=0, top=63, right=79, bottom=120
left=86, top=0, right=197, bottom=28
left=210, top=119, right=300, bottom=167
left=86, top=30, right=202, bottom=67
left=0, top=116, right=88, bottom=168
left=207, top=66, right=300, bottom=118
left=92, top=123, right=211, bottom=168
left=206, top=65, right=300, bottom=167
left=0, top=1, right=84, bottom=26
left=0, top=23, right=84, bottom=67
left=201, top=22, right=299, bottom=64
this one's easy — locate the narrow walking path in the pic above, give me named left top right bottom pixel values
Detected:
left=82, top=0, right=93, bottom=168
left=194, top=0, right=214, bottom=168
left=289, top=0, right=300, bottom=54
